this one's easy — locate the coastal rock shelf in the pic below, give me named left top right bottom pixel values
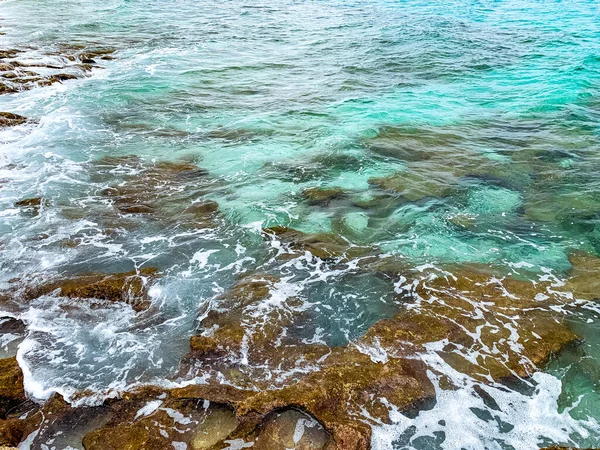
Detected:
left=0, top=254, right=597, bottom=449
left=1, top=0, right=600, bottom=449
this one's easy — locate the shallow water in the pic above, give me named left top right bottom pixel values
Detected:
left=1, top=0, right=600, bottom=449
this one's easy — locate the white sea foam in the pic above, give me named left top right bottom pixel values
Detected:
left=370, top=344, right=600, bottom=450
left=134, top=400, right=163, bottom=420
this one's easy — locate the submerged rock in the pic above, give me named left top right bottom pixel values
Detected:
left=302, top=187, right=345, bottom=205
left=0, top=112, right=26, bottom=127
left=263, top=226, right=372, bottom=260
left=0, top=46, right=114, bottom=95
left=363, top=125, right=461, bottom=162
left=96, top=158, right=217, bottom=228
left=368, top=170, right=457, bottom=201
left=179, top=261, right=584, bottom=449
left=188, top=273, right=314, bottom=368
left=0, top=318, right=26, bottom=358
left=447, top=213, right=477, bottom=230
left=183, top=274, right=434, bottom=449
left=2, top=262, right=587, bottom=450
left=564, top=251, right=600, bottom=301
left=14, top=197, right=47, bottom=217
left=371, top=267, right=580, bottom=382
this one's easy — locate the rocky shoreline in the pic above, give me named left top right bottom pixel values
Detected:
left=0, top=45, right=115, bottom=129
left=0, top=155, right=597, bottom=449
left=0, top=41, right=598, bottom=450
left=0, top=243, right=598, bottom=448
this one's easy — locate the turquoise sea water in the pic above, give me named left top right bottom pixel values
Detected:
left=1, top=0, right=600, bottom=448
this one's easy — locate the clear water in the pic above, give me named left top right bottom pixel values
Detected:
left=1, top=0, right=600, bottom=449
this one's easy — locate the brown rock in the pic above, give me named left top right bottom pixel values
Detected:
left=368, top=170, right=456, bottom=201
left=263, top=226, right=372, bottom=260
left=48, top=73, right=78, bottom=82
left=189, top=274, right=308, bottom=362
left=303, top=187, right=345, bottom=205
left=0, top=62, right=24, bottom=71
left=0, top=112, right=26, bottom=127
left=183, top=276, right=433, bottom=450
left=0, top=50, right=19, bottom=59
left=183, top=264, right=580, bottom=449
left=14, top=197, right=42, bottom=208
left=78, top=49, right=115, bottom=61
left=24, top=268, right=159, bottom=311
left=366, top=267, right=580, bottom=382
left=253, top=409, right=330, bottom=450
left=565, top=251, right=600, bottom=301
left=0, top=84, right=17, bottom=95
left=83, top=398, right=238, bottom=450
left=14, top=197, right=46, bottom=217
left=237, top=348, right=432, bottom=450
left=0, top=357, right=26, bottom=418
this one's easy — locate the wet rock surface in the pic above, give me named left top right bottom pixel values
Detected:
left=0, top=357, right=26, bottom=418
left=29, top=268, right=159, bottom=311
left=0, top=318, right=25, bottom=358
left=303, top=187, right=345, bottom=205
left=177, top=258, right=590, bottom=449
left=0, top=46, right=115, bottom=95
left=0, top=268, right=159, bottom=312
left=263, top=225, right=372, bottom=260
left=13, top=197, right=48, bottom=217
left=87, top=157, right=219, bottom=231
left=366, top=267, right=580, bottom=382
left=0, top=255, right=595, bottom=450
left=83, top=397, right=236, bottom=450
left=0, top=112, right=26, bottom=127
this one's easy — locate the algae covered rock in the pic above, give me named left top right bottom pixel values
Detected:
left=24, top=268, right=159, bottom=311
left=368, top=170, right=456, bottom=201
left=178, top=261, right=585, bottom=449
left=302, top=187, right=345, bottom=205
left=82, top=397, right=238, bottom=450
left=236, top=348, right=433, bottom=450
left=0, top=112, right=26, bottom=127
left=188, top=273, right=319, bottom=370
left=564, top=251, right=600, bottom=301
left=96, top=157, right=218, bottom=228
left=252, top=409, right=329, bottom=450
left=263, top=226, right=372, bottom=260
left=368, top=267, right=581, bottom=382
left=0, top=357, right=26, bottom=418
